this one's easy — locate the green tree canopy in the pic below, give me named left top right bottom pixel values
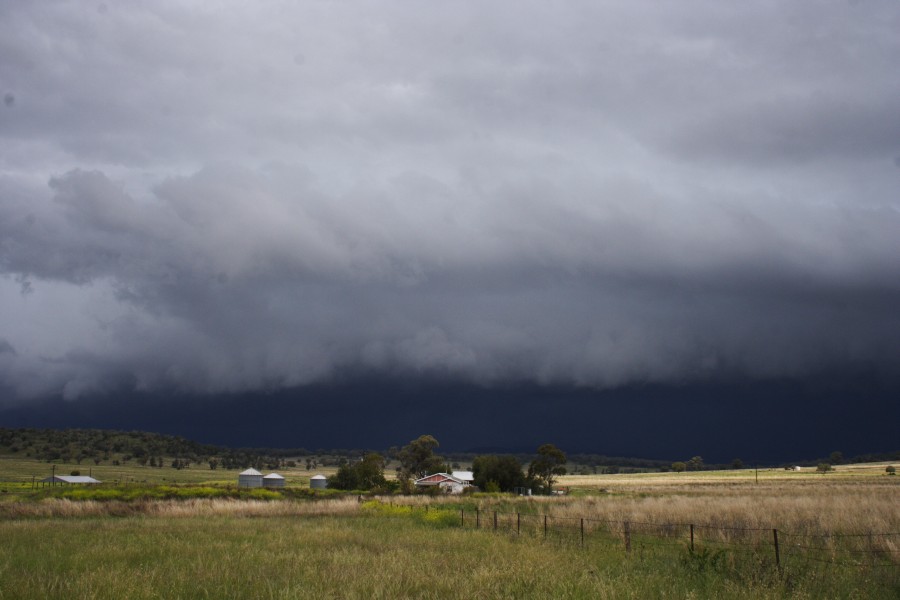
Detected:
left=527, top=443, right=567, bottom=493
left=398, top=435, right=446, bottom=480
left=327, top=452, right=388, bottom=491
left=472, top=455, right=525, bottom=492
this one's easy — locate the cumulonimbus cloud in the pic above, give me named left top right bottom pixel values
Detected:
left=1, top=2, right=899, bottom=401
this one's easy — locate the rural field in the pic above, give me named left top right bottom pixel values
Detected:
left=1, top=462, right=898, bottom=599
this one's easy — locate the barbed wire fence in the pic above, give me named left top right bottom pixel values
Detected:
left=377, top=501, right=900, bottom=572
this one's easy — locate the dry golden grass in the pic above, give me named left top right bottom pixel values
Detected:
left=0, top=496, right=363, bottom=519
left=389, top=474, right=900, bottom=536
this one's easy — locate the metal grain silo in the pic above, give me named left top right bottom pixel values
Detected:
left=263, top=473, right=285, bottom=488
left=310, top=474, right=327, bottom=489
left=238, top=468, right=263, bottom=488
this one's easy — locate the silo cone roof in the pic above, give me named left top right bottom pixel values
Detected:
left=263, top=473, right=284, bottom=479
left=239, top=468, right=263, bottom=476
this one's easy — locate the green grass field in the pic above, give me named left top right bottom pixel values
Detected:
left=1, top=455, right=898, bottom=599
left=0, top=455, right=340, bottom=490
left=0, top=506, right=897, bottom=599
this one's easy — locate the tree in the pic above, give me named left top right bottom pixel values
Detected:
left=731, top=458, right=744, bottom=470
left=527, top=444, right=567, bottom=493
left=327, top=452, right=388, bottom=491
left=886, top=465, right=895, bottom=475
left=328, top=463, right=358, bottom=491
left=398, top=435, right=445, bottom=480
left=687, top=456, right=704, bottom=472
left=671, top=461, right=686, bottom=473
left=816, top=463, right=832, bottom=474
left=472, top=455, right=525, bottom=492
left=355, top=453, right=387, bottom=490
left=829, top=451, right=843, bottom=465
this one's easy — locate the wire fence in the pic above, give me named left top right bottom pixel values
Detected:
left=378, top=502, right=900, bottom=571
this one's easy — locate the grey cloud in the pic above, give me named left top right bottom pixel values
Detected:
left=0, top=2, right=899, bottom=401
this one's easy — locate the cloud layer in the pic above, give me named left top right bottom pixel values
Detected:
left=1, top=1, right=899, bottom=401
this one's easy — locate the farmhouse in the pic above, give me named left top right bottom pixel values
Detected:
left=414, top=472, right=470, bottom=494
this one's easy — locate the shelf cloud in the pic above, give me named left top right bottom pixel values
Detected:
left=1, top=1, right=899, bottom=403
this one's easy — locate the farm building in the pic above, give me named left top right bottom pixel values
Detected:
left=451, top=470, right=474, bottom=483
left=414, top=472, right=470, bottom=494
left=238, top=468, right=264, bottom=488
left=262, top=473, right=285, bottom=488
left=39, top=475, right=101, bottom=485
left=310, top=474, right=327, bottom=489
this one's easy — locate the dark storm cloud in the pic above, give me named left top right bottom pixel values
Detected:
left=1, top=2, right=899, bottom=402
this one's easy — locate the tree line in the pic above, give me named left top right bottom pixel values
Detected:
left=326, top=434, right=569, bottom=494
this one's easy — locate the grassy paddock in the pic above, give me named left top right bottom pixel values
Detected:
left=1, top=510, right=897, bottom=599
left=386, top=478, right=900, bottom=537
left=0, top=456, right=339, bottom=489
left=0, top=467, right=897, bottom=598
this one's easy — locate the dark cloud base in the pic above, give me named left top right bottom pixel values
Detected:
left=2, top=371, right=896, bottom=464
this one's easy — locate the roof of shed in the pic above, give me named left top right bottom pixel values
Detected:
left=40, top=475, right=101, bottom=484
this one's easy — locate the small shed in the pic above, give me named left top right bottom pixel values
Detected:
left=262, top=473, right=285, bottom=488
left=310, top=474, right=327, bottom=489
left=40, top=475, right=101, bottom=485
left=238, top=468, right=263, bottom=488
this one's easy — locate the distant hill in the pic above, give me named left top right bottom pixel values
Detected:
left=0, top=428, right=307, bottom=471
left=2, top=427, right=896, bottom=473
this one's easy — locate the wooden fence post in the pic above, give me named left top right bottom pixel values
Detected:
left=773, top=529, right=780, bottom=567
left=544, top=515, right=548, bottom=538
left=460, top=508, right=464, bottom=527
left=690, top=524, right=694, bottom=552
left=517, top=512, right=520, bottom=535
left=493, top=511, right=497, bottom=531
left=580, top=518, right=584, bottom=547
left=476, top=508, right=480, bottom=529
left=624, top=521, right=631, bottom=555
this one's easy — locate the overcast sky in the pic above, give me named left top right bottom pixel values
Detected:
left=1, top=1, right=899, bottom=406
